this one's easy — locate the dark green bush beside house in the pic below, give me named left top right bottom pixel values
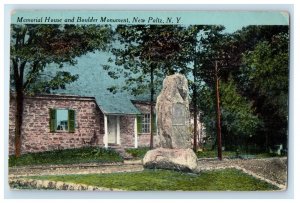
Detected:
left=9, top=147, right=123, bottom=167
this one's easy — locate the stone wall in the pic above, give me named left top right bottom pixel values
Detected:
left=120, top=116, right=135, bottom=147
left=133, top=102, right=153, bottom=114
left=9, top=94, right=103, bottom=155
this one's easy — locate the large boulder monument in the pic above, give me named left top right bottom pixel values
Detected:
left=156, top=73, right=190, bottom=148
left=143, top=74, right=198, bottom=172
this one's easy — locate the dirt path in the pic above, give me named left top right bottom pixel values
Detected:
left=197, top=157, right=287, bottom=189
left=9, top=160, right=143, bottom=178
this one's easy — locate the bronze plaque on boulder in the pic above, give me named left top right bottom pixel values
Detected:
left=172, top=103, right=186, bottom=125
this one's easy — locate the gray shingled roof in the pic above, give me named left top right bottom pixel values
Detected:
left=50, top=51, right=143, bottom=115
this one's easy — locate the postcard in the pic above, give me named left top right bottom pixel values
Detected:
left=8, top=10, right=289, bottom=192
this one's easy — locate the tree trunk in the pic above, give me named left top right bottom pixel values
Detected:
left=150, top=63, right=154, bottom=149
left=12, top=58, right=25, bottom=158
left=215, top=61, right=222, bottom=161
left=198, top=114, right=203, bottom=149
left=265, top=133, right=269, bottom=152
left=192, top=31, right=199, bottom=153
left=192, top=83, right=198, bottom=152
left=14, top=85, right=24, bottom=157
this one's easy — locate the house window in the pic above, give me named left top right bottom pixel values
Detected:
left=50, top=109, right=75, bottom=133
left=56, top=109, right=68, bottom=131
left=137, top=113, right=156, bottom=134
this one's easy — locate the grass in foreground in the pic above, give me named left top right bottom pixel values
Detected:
left=27, top=168, right=279, bottom=191
left=9, top=147, right=123, bottom=167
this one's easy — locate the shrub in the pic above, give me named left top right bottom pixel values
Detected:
left=125, top=147, right=150, bottom=159
left=9, top=147, right=123, bottom=167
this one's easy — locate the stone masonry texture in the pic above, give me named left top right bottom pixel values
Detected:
left=9, top=94, right=103, bottom=155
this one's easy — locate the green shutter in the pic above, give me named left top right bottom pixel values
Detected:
left=68, top=109, right=75, bottom=133
left=137, top=115, right=142, bottom=134
left=49, top=109, right=57, bottom=132
left=151, top=113, right=157, bottom=133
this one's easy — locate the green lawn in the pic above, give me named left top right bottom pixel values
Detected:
left=27, top=169, right=279, bottom=191
left=9, top=147, right=123, bottom=167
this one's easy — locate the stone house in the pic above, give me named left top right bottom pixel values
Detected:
left=9, top=92, right=157, bottom=155
left=9, top=92, right=206, bottom=155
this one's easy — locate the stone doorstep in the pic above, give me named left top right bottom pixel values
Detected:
left=9, top=178, right=125, bottom=191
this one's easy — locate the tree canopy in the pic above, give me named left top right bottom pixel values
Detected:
left=103, top=25, right=197, bottom=96
left=194, top=25, right=289, bottom=152
left=11, top=24, right=112, bottom=94
left=240, top=30, right=289, bottom=148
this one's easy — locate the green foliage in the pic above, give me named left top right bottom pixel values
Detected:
left=26, top=169, right=279, bottom=191
left=103, top=25, right=198, bottom=96
left=196, top=150, right=237, bottom=159
left=197, top=85, right=216, bottom=144
left=196, top=149, right=282, bottom=159
left=242, top=33, right=289, bottom=117
left=198, top=78, right=260, bottom=150
left=125, top=147, right=150, bottom=159
left=239, top=30, right=289, bottom=148
left=195, top=25, right=230, bottom=87
left=198, top=25, right=289, bottom=151
left=29, top=71, right=79, bottom=94
left=10, top=24, right=112, bottom=94
left=9, top=147, right=123, bottom=167
left=220, top=78, right=261, bottom=148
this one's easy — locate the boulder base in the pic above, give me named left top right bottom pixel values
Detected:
left=143, top=148, right=197, bottom=172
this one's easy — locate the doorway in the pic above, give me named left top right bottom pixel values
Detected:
left=108, top=116, right=117, bottom=144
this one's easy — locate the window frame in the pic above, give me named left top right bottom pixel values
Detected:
left=137, top=113, right=156, bottom=134
left=141, top=113, right=151, bottom=134
left=49, top=108, right=76, bottom=133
